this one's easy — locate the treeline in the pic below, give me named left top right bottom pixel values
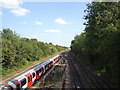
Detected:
left=1, top=28, right=66, bottom=76
left=71, top=2, right=120, bottom=87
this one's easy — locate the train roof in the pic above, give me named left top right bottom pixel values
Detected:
left=8, top=54, right=60, bottom=83
left=49, top=54, right=60, bottom=61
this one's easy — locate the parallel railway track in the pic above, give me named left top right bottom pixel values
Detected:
left=66, top=51, right=107, bottom=88
left=68, top=58, right=85, bottom=88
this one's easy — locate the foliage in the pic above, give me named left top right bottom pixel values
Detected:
left=1, top=28, right=66, bottom=76
left=70, top=2, right=120, bottom=87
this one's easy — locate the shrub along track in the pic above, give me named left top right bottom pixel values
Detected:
left=66, top=51, right=107, bottom=88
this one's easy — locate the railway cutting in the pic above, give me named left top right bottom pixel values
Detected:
left=0, top=51, right=107, bottom=89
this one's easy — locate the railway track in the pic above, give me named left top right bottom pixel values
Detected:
left=68, top=57, right=85, bottom=88
left=69, top=63, right=84, bottom=88
left=76, top=57, right=107, bottom=88
left=65, top=51, right=107, bottom=88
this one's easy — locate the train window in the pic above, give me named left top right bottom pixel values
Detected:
left=28, top=76, right=30, bottom=82
left=36, top=70, right=39, bottom=75
left=39, top=68, right=41, bottom=72
left=32, top=73, right=35, bottom=78
left=20, top=78, right=26, bottom=87
left=41, top=68, right=44, bottom=72
left=45, top=65, right=47, bottom=69
left=31, top=75, right=32, bottom=81
left=39, top=69, right=42, bottom=72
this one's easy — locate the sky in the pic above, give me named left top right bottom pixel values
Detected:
left=0, top=0, right=89, bottom=47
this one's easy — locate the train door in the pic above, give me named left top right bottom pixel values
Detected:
left=35, top=69, right=40, bottom=80
left=25, top=73, right=32, bottom=87
left=39, top=68, right=43, bottom=77
left=32, top=72, right=36, bottom=83
left=41, top=67, right=44, bottom=75
left=42, top=65, right=45, bottom=74
left=28, top=75, right=32, bottom=87
left=51, top=61, right=53, bottom=67
left=48, top=62, right=51, bottom=69
left=46, top=62, right=49, bottom=71
left=54, top=58, right=57, bottom=64
left=45, top=64, right=48, bottom=71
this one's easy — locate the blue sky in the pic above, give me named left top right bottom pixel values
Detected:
left=1, top=1, right=89, bottom=47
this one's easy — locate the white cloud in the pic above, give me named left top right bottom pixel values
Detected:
left=0, top=0, right=22, bottom=9
left=35, top=21, right=43, bottom=25
left=11, top=8, right=30, bottom=16
left=0, top=0, right=30, bottom=16
left=44, top=29, right=61, bottom=33
left=55, top=18, right=69, bottom=24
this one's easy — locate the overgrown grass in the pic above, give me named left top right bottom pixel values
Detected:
left=45, top=66, right=64, bottom=87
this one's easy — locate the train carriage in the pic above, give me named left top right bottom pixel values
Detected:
left=0, top=54, right=61, bottom=90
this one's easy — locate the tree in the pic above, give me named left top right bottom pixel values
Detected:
left=71, top=2, right=120, bottom=87
left=2, top=28, right=66, bottom=76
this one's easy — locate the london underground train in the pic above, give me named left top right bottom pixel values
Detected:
left=0, top=54, right=61, bottom=90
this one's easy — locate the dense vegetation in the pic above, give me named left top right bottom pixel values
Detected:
left=1, top=28, right=66, bottom=76
left=70, top=2, right=120, bottom=87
